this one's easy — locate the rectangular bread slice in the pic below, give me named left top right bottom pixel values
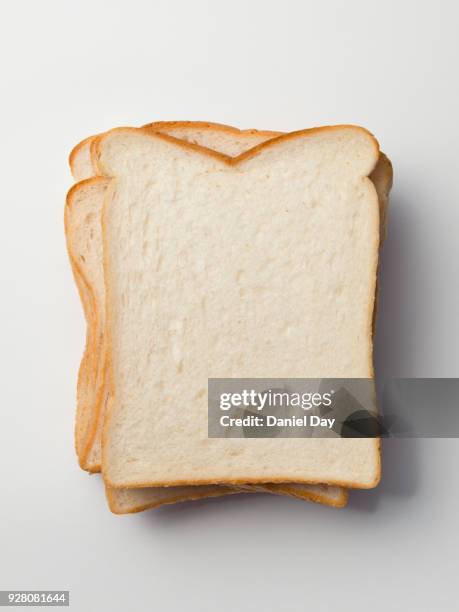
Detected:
left=96, top=125, right=382, bottom=489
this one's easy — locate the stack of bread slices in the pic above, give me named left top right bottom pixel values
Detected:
left=65, top=121, right=392, bottom=513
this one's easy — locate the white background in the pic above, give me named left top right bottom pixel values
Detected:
left=1, top=1, right=458, bottom=610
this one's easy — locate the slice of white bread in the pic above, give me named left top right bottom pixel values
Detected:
left=68, top=122, right=391, bottom=474
left=67, top=124, right=359, bottom=510
left=106, top=482, right=346, bottom=514
left=95, top=126, right=382, bottom=489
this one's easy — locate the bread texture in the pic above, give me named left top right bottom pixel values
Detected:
left=94, top=125, right=381, bottom=489
left=67, top=123, right=366, bottom=510
left=66, top=179, right=348, bottom=509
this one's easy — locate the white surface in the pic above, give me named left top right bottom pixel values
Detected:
left=1, top=1, right=458, bottom=610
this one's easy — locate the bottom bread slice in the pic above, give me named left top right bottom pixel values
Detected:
left=105, top=481, right=348, bottom=514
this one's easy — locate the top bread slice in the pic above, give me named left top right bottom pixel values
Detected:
left=67, top=123, right=356, bottom=509
left=96, top=125, right=382, bottom=489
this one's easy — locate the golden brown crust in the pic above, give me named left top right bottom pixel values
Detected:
left=97, top=125, right=382, bottom=491
left=65, top=184, right=100, bottom=463
left=370, top=152, right=393, bottom=240
left=106, top=484, right=348, bottom=514
left=68, top=134, right=100, bottom=178
left=71, top=269, right=95, bottom=461
left=143, top=119, right=282, bottom=139
left=260, top=484, right=348, bottom=508
left=91, top=126, right=231, bottom=170
left=106, top=485, right=249, bottom=514
left=65, top=177, right=110, bottom=470
left=69, top=122, right=281, bottom=180
left=92, top=124, right=380, bottom=174
left=368, top=153, right=393, bottom=489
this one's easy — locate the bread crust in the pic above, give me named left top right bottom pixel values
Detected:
left=106, top=484, right=348, bottom=514
left=69, top=121, right=281, bottom=181
left=69, top=134, right=94, bottom=172
left=65, top=178, right=112, bottom=470
left=105, top=485, right=245, bottom=514
left=143, top=119, right=281, bottom=138
left=96, top=125, right=382, bottom=491
left=92, top=124, right=379, bottom=173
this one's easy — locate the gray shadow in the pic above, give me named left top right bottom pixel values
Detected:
left=347, top=438, right=420, bottom=512
left=135, top=493, right=278, bottom=528
left=349, top=190, right=422, bottom=512
left=374, top=191, right=419, bottom=379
